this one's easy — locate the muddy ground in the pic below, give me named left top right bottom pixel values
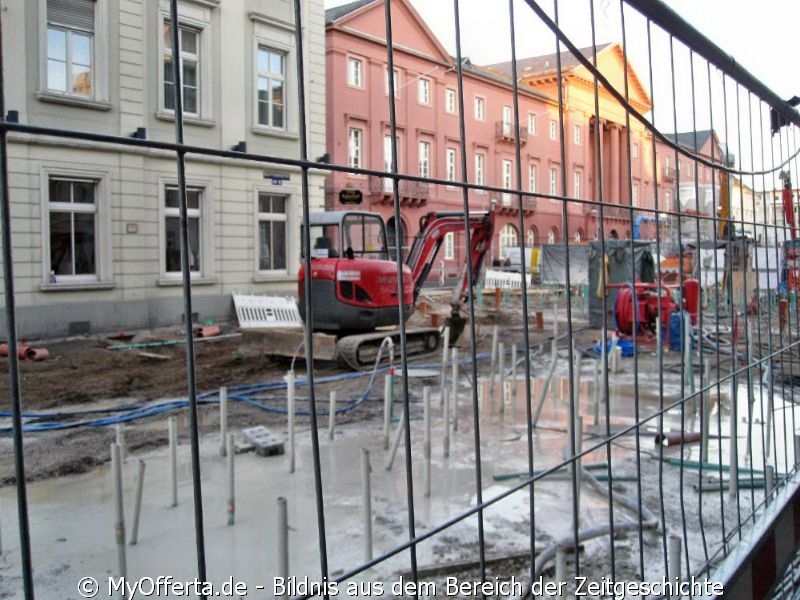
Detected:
left=0, top=296, right=599, bottom=486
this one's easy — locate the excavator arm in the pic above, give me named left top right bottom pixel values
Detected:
left=404, top=209, right=496, bottom=305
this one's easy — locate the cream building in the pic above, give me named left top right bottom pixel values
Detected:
left=1, top=0, right=326, bottom=338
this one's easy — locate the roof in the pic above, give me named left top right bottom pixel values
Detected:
left=664, top=130, right=714, bottom=152
left=325, top=0, right=377, bottom=24
left=487, top=43, right=614, bottom=79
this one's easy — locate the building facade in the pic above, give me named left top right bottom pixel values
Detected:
left=324, top=0, right=733, bottom=272
left=2, top=0, right=326, bottom=338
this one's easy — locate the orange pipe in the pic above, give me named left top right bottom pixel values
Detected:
left=1, top=341, right=31, bottom=358
left=196, top=325, right=221, bottom=338
left=25, top=348, right=49, bottom=361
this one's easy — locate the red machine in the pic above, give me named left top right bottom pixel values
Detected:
left=298, top=209, right=495, bottom=367
left=611, top=279, right=699, bottom=343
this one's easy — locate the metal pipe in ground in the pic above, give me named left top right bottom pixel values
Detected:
left=383, top=370, right=393, bottom=450
left=532, top=340, right=558, bottom=428
left=489, top=325, right=499, bottom=399
left=116, top=424, right=125, bottom=463
left=511, top=344, right=518, bottom=417
left=701, top=360, right=711, bottom=463
left=129, top=460, right=146, bottom=545
left=328, top=390, right=337, bottom=441
left=729, top=381, right=739, bottom=500
left=452, top=347, right=459, bottom=431
left=226, top=433, right=235, bottom=526
left=111, top=442, right=127, bottom=579
left=668, top=533, right=682, bottom=598
left=423, top=386, right=431, bottom=497
left=440, top=327, right=450, bottom=408
left=443, top=381, right=450, bottom=459
left=765, top=465, right=775, bottom=504
left=385, top=405, right=406, bottom=471
left=277, top=497, right=288, bottom=598
left=361, top=448, right=373, bottom=562
left=168, top=416, right=178, bottom=507
left=498, top=342, right=505, bottom=414
left=219, top=386, right=228, bottom=457
left=766, top=365, right=774, bottom=459
left=286, top=371, right=295, bottom=473
left=745, top=322, right=755, bottom=465
left=573, top=416, right=583, bottom=524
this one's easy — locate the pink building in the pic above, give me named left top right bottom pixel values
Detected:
left=325, top=0, right=726, bottom=272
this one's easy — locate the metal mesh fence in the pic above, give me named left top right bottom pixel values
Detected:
left=2, top=0, right=800, bottom=598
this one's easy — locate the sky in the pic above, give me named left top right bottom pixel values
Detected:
left=324, top=0, right=800, bottom=173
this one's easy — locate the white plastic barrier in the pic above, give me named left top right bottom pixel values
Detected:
left=232, top=294, right=303, bottom=329
left=483, top=269, right=532, bottom=290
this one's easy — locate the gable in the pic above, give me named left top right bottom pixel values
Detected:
left=571, top=43, right=651, bottom=113
left=329, top=0, right=451, bottom=63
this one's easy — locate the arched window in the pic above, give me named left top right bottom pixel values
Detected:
left=574, top=229, right=583, bottom=243
left=499, top=223, right=518, bottom=259
left=548, top=228, right=557, bottom=244
left=527, top=227, right=537, bottom=246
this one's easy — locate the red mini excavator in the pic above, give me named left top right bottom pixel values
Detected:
left=298, top=209, right=495, bottom=368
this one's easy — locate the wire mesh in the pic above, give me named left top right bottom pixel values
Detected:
left=1, top=0, right=800, bottom=598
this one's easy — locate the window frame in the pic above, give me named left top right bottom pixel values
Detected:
left=502, top=159, right=513, bottom=190
left=475, top=152, right=485, bottom=189
left=574, top=123, right=582, bottom=145
left=255, top=191, right=289, bottom=275
left=347, top=56, right=363, bottom=88
left=444, top=232, right=455, bottom=260
left=499, top=224, right=518, bottom=259
left=418, top=77, right=431, bottom=105
left=255, top=44, right=287, bottom=131
left=474, top=96, right=485, bottom=121
left=446, top=147, right=457, bottom=183
left=574, top=169, right=582, bottom=199
left=549, top=118, right=558, bottom=140
left=158, top=178, right=215, bottom=283
left=40, top=165, right=112, bottom=288
left=445, top=88, right=457, bottom=114
left=385, top=66, right=399, bottom=97
left=549, top=166, right=559, bottom=198
left=39, top=0, right=110, bottom=107
left=418, top=140, right=431, bottom=178
left=157, top=2, right=213, bottom=121
left=348, top=127, right=363, bottom=170
left=528, top=112, right=537, bottom=135
left=528, top=163, right=538, bottom=193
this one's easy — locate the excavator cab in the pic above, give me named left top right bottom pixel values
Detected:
left=304, top=212, right=389, bottom=262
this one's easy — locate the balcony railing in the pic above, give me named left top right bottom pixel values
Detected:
left=496, top=193, right=537, bottom=213
left=495, top=121, right=528, bottom=144
left=368, top=176, right=429, bottom=199
left=662, top=166, right=677, bottom=181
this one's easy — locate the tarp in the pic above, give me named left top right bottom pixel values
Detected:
left=753, top=246, right=781, bottom=291
left=587, top=240, right=656, bottom=328
left=539, top=244, right=590, bottom=286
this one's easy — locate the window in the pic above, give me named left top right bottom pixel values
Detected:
left=46, top=0, right=95, bottom=97
left=418, top=140, right=431, bottom=178
left=665, top=191, right=672, bottom=209
left=574, top=230, right=582, bottom=243
left=527, top=228, right=536, bottom=246
left=633, top=141, right=639, bottom=160
left=549, top=166, right=558, bottom=196
left=256, top=46, right=286, bottom=129
left=475, top=153, right=485, bottom=188
left=383, top=134, right=396, bottom=172
left=574, top=123, right=582, bottom=145
left=162, top=20, right=201, bottom=115
left=528, top=113, right=537, bottom=135
left=47, top=177, right=97, bottom=280
left=528, top=163, right=538, bottom=193
left=348, top=128, right=363, bottom=169
left=474, top=96, right=485, bottom=121
left=502, top=159, right=513, bottom=189
left=549, top=119, right=558, bottom=140
left=548, top=228, right=557, bottom=244
left=385, top=67, right=399, bottom=97
left=347, top=57, right=363, bottom=87
left=574, top=170, right=582, bottom=199
left=257, top=193, right=287, bottom=272
left=418, top=78, right=431, bottom=105
left=163, top=185, right=203, bottom=275
left=445, top=88, right=456, bottom=113
left=631, top=184, right=638, bottom=207
left=444, top=232, right=455, bottom=260
left=446, top=148, right=457, bottom=183
left=665, top=155, right=671, bottom=169
left=499, top=224, right=518, bottom=259
left=502, top=105, right=512, bottom=127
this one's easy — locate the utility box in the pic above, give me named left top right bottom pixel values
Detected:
left=587, top=240, right=656, bottom=328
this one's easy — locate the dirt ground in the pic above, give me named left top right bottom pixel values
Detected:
left=0, top=295, right=594, bottom=486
